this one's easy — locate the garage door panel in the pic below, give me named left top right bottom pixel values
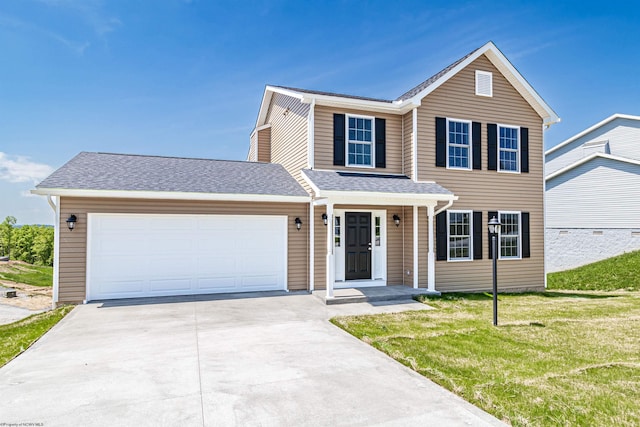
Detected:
left=148, top=278, right=192, bottom=292
left=88, top=214, right=287, bottom=300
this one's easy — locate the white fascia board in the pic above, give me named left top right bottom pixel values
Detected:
left=256, top=86, right=305, bottom=128
left=301, top=94, right=414, bottom=115
left=404, top=41, right=560, bottom=127
left=30, top=188, right=310, bottom=203
left=300, top=170, right=322, bottom=195
left=318, top=190, right=456, bottom=206
left=545, top=152, right=640, bottom=181
left=545, top=114, right=640, bottom=155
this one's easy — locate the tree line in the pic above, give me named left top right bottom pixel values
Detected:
left=0, top=216, right=54, bottom=266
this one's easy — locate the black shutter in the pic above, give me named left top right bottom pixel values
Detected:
left=522, top=212, right=530, bottom=258
left=333, top=114, right=345, bottom=166
left=472, top=122, right=481, bottom=170
left=521, top=127, right=529, bottom=173
left=375, top=118, right=386, bottom=168
left=473, top=211, right=483, bottom=260
left=488, top=211, right=498, bottom=259
left=435, top=117, right=446, bottom=167
left=436, top=211, right=447, bottom=261
left=487, top=123, right=497, bottom=171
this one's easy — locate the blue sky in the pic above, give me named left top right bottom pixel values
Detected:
left=1, top=0, right=638, bottom=224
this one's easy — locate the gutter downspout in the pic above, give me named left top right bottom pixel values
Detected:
left=47, top=195, right=60, bottom=309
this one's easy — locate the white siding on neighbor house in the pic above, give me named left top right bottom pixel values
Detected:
left=546, top=156, right=640, bottom=228
left=546, top=118, right=640, bottom=174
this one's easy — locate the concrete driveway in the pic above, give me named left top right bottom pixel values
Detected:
left=0, top=293, right=505, bottom=426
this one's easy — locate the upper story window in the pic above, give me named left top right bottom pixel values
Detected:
left=499, top=211, right=521, bottom=259
left=347, top=115, right=374, bottom=167
left=475, top=70, right=493, bottom=97
left=447, top=119, right=471, bottom=169
left=499, top=125, right=520, bottom=172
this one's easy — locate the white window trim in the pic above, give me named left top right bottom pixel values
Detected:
left=498, top=211, right=521, bottom=260
left=497, top=123, right=521, bottom=174
left=447, top=210, right=473, bottom=262
left=475, top=70, right=493, bottom=97
left=345, top=114, right=375, bottom=168
left=446, top=117, right=472, bottom=170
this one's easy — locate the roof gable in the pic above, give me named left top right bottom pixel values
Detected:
left=255, top=41, right=559, bottom=129
left=546, top=152, right=640, bottom=181
left=546, top=114, right=640, bottom=155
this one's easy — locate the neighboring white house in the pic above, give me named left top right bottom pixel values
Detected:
left=545, top=114, right=640, bottom=272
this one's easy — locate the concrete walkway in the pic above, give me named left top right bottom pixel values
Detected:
left=0, top=303, right=40, bottom=325
left=0, top=293, right=505, bottom=426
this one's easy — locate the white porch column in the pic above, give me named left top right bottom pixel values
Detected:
left=427, top=203, right=436, bottom=292
left=309, top=202, right=314, bottom=292
left=413, top=205, right=418, bottom=289
left=326, top=202, right=334, bottom=298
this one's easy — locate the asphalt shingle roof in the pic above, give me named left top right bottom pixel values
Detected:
left=37, top=152, right=309, bottom=197
left=271, top=85, right=393, bottom=104
left=302, top=169, right=453, bottom=196
left=270, top=45, right=481, bottom=105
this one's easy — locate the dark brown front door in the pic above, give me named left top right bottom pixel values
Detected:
left=345, top=212, right=371, bottom=280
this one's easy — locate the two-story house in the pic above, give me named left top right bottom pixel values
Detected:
left=545, top=114, right=640, bottom=272
left=34, top=41, right=558, bottom=306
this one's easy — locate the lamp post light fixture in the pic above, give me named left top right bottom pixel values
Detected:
left=294, top=217, right=302, bottom=231
left=392, top=214, right=401, bottom=227
left=488, top=216, right=502, bottom=326
left=66, top=214, right=77, bottom=231
left=321, top=213, right=328, bottom=226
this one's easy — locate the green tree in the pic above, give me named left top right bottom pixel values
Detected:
left=0, top=216, right=17, bottom=257
left=32, top=226, right=54, bottom=266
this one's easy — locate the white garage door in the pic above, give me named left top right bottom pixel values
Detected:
left=87, top=214, right=287, bottom=300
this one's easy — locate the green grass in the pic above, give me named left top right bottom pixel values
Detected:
left=0, top=263, right=53, bottom=287
left=548, top=250, right=640, bottom=291
left=0, top=305, right=73, bottom=367
left=331, top=292, right=640, bottom=426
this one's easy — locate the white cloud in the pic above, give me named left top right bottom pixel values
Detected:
left=0, top=152, right=54, bottom=184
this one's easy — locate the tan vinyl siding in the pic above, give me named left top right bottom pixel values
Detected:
left=401, top=205, right=413, bottom=285
left=247, top=132, right=257, bottom=161
left=58, top=197, right=309, bottom=303
left=257, top=127, right=272, bottom=163
left=267, top=93, right=309, bottom=187
left=313, top=205, right=409, bottom=289
left=314, top=205, right=327, bottom=288
left=417, top=54, right=545, bottom=292
left=314, top=106, right=403, bottom=174
left=403, top=112, right=413, bottom=178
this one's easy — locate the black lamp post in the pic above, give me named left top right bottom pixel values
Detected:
left=488, top=216, right=502, bottom=326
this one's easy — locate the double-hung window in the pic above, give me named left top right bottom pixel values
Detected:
left=448, top=211, right=472, bottom=261
left=347, top=115, right=374, bottom=167
left=447, top=119, right=471, bottom=169
left=499, top=211, right=521, bottom=259
left=498, top=125, right=519, bottom=172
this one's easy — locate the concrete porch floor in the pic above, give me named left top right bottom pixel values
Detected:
left=313, top=285, right=440, bottom=305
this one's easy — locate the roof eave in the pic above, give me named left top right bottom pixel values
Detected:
left=31, top=188, right=311, bottom=203
left=545, top=152, right=640, bottom=181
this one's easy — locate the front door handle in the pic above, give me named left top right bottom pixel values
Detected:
left=368, top=242, right=372, bottom=251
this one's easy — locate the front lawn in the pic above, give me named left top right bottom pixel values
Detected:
left=331, top=292, right=640, bottom=426
left=0, top=262, right=53, bottom=287
left=0, top=306, right=73, bottom=367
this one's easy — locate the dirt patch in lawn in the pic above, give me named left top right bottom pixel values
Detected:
left=0, top=261, right=52, bottom=311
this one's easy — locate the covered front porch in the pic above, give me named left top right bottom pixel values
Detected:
left=302, top=169, right=457, bottom=299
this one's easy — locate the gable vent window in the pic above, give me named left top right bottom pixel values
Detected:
left=475, top=70, right=493, bottom=97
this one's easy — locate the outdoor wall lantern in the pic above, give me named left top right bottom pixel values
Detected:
left=488, top=216, right=502, bottom=326
left=66, top=214, right=78, bottom=231
left=321, top=213, right=328, bottom=226
left=294, top=217, right=302, bottom=231
left=393, top=214, right=401, bottom=227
